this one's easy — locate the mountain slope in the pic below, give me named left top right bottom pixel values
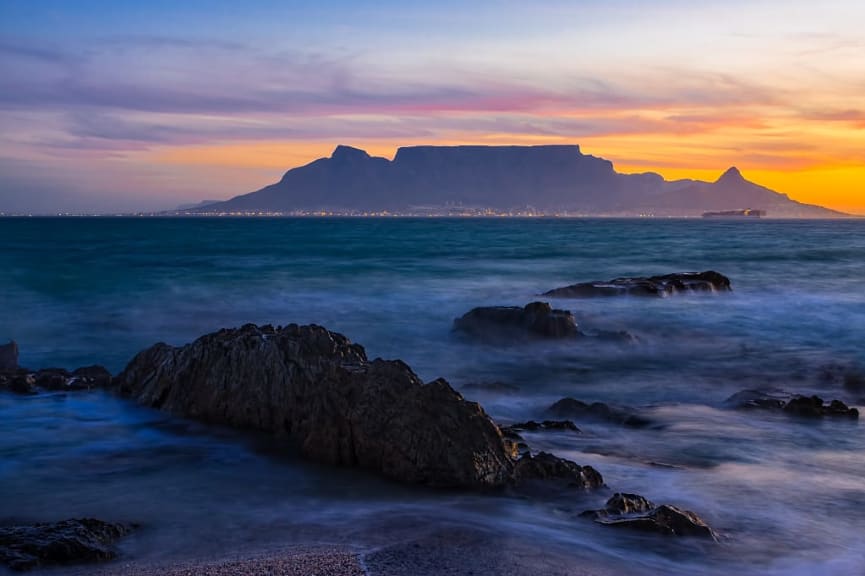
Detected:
left=194, top=145, right=845, bottom=217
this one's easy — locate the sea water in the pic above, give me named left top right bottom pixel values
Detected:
left=1, top=217, right=863, bottom=574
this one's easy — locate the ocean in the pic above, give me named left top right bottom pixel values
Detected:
left=1, top=217, right=864, bottom=575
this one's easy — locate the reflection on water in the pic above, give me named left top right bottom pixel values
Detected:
left=1, top=217, right=864, bottom=574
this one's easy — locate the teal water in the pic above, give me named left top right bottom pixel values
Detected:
left=1, top=217, right=864, bottom=575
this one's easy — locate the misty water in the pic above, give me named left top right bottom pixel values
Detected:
left=1, top=217, right=864, bottom=575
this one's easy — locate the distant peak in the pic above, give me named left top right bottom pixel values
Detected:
left=331, top=145, right=371, bottom=161
left=716, top=166, right=745, bottom=184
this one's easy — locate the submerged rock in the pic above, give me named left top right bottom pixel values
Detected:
left=546, top=397, right=653, bottom=428
left=581, top=493, right=717, bottom=540
left=115, top=323, right=604, bottom=492
left=0, top=365, right=113, bottom=395
left=0, top=340, right=18, bottom=371
left=543, top=271, right=731, bottom=298
left=453, top=302, right=581, bottom=341
left=725, top=390, right=859, bottom=419
left=0, top=518, right=133, bottom=571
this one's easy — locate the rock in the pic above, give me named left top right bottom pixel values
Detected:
left=581, top=493, right=717, bottom=540
left=453, top=302, right=581, bottom=341
left=502, top=420, right=580, bottom=433
left=0, top=372, right=36, bottom=395
left=725, top=390, right=859, bottom=419
left=543, top=271, right=731, bottom=298
left=116, top=324, right=522, bottom=488
left=546, top=397, right=652, bottom=428
left=71, top=366, right=113, bottom=389
left=0, top=518, right=133, bottom=571
left=511, top=452, right=604, bottom=491
left=33, top=368, right=71, bottom=391
left=0, top=340, right=18, bottom=371
left=783, top=395, right=858, bottom=419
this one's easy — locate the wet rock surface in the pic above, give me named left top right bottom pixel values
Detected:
left=511, top=452, right=604, bottom=491
left=546, top=397, right=653, bottom=428
left=1, top=365, right=113, bottom=395
left=581, top=493, right=717, bottom=540
left=725, top=390, right=859, bottom=419
left=453, top=302, right=581, bottom=341
left=543, top=271, right=731, bottom=298
left=0, top=518, right=133, bottom=571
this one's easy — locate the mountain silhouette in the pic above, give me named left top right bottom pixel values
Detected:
left=194, top=145, right=844, bottom=217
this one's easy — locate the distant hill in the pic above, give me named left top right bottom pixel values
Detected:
left=192, top=145, right=845, bottom=218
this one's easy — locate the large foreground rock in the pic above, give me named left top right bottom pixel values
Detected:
left=544, top=271, right=731, bottom=298
left=453, top=302, right=580, bottom=341
left=0, top=519, right=133, bottom=571
left=115, top=323, right=603, bottom=491
left=581, top=493, right=717, bottom=540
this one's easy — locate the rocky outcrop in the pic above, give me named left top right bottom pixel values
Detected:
left=0, top=519, right=133, bottom=571
left=1, top=365, right=112, bottom=395
left=581, top=493, right=717, bottom=540
left=543, top=271, right=731, bottom=298
left=502, top=420, right=580, bottom=434
left=114, top=323, right=603, bottom=491
left=546, top=397, right=653, bottom=428
left=453, top=302, right=580, bottom=341
left=725, top=390, right=859, bottom=419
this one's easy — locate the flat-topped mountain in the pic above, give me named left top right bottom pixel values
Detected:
left=193, top=145, right=844, bottom=217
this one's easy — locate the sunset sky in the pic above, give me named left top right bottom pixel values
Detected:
left=1, top=0, right=863, bottom=213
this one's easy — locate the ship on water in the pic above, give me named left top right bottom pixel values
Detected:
left=702, top=209, right=766, bottom=219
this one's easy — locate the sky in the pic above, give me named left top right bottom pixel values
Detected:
left=1, top=0, right=864, bottom=214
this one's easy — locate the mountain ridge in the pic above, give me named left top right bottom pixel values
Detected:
left=193, top=145, right=846, bottom=218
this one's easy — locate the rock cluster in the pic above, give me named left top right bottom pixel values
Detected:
left=726, top=390, right=858, bottom=419
left=581, top=493, right=717, bottom=540
left=0, top=366, right=112, bottom=395
left=0, top=519, right=133, bottom=571
left=546, top=397, right=653, bottom=428
left=543, top=271, right=731, bottom=298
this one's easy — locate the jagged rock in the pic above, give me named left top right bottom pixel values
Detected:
left=783, top=395, right=858, bottom=419
left=453, top=302, right=581, bottom=341
left=581, top=493, right=717, bottom=540
left=546, top=397, right=652, bottom=428
left=725, top=390, right=858, bottom=419
left=115, top=324, right=535, bottom=489
left=543, top=271, right=731, bottom=298
left=511, top=452, right=603, bottom=491
left=0, top=341, right=18, bottom=371
left=0, top=518, right=133, bottom=571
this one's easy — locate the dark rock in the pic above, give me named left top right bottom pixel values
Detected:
left=511, top=452, right=603, bottom=491
left=581, top=493, right=716, bottom=540
left=0, top=341, right=18, bottom=371
left=502, top=420, right=580, bottom=433
left=783, top=395, right=858, bottom=419
left=71, top=366, right=113, bottom=389
left=725, top=390, right=858, bottom=419
left=453, top=302, right=581, bottom=341
left=0, top=518, right=133, bottom=571
left=0, top=372, right=36, bottom=395
left=544, top=271, right=731, bottom=298
left=546, top=397, right=652, bottom=428
left=116, top=324, right=520, bottom=488
left=33, top=369, right=71, bottom=391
